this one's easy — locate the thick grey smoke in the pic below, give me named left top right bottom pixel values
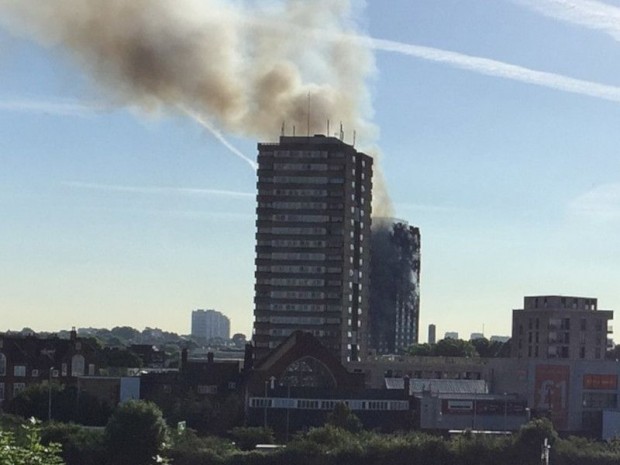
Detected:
left=0, top=0, right=392, bottom=213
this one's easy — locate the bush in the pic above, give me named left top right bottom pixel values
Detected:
left=168, top=429, right=237, bottom=465
left=41, top=422, right=106, bottom=465
left=230, top=427, right=274, bottom=451
left=104, top=400, right=168, bottom=465
left=0, top=419, right=64, bottom=465
left=325, top=402, right=363, bottom=433
left=512, top=418, right=558, bottom=465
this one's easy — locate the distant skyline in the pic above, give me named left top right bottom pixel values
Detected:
left=2, top=1, right=620, bottom=342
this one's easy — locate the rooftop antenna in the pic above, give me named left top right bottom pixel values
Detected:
left=339, top=122, right=344, bottom=141
left=307, top=92, right=311, bottom=137
left=327, top=119, right=330, bottom=137
left=293, top=125, right=296, bottom=136
left=281, top=121, right=285, bottom=137
left=353, top=130, right=356, bottom=147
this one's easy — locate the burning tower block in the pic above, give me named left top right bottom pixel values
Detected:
left=369, top=218, right=421, bottom=354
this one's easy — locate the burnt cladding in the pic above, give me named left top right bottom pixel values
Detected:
left=369, top=219, right=421, bottom=354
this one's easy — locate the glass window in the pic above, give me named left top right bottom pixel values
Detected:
left=0, top=353, right=5, bottom=376
left=71, top=355, right=85, bottom=377
left=13, top=365, right=26, bottom=377
left=13, top=383, right=25, bottom=396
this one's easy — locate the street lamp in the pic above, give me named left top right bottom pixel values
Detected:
left=263, top=380, right=269, bottom=428
left=285, top=383, right=291, bottom=442
left=541, top=437, right=551, bottom=465
left=48, top=367, right=54, bottom=421
left=503, top=392, right=508, bottom=432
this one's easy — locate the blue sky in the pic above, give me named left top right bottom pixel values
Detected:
left=2, top=0, right=620, bottom=341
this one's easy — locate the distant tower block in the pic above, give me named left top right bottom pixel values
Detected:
left=428, top=324, right=436, bottom=344
left=191, top=309, right=230, bottom=341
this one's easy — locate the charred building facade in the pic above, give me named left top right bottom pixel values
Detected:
left=369, top=219, right=421, bottom=354
left=253, top=135, right=373, bottom=364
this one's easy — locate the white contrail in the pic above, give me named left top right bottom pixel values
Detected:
left=64, top=181, right=254, bottom=198
left=178, top=106, right=258, bottom=171
left=358, top=36, right=620, bottom=103
left=0, top=98, right=107, bottom=116
left=512, top=0, right=620, bottom=41
left=569, top=183, right=620, bottom=221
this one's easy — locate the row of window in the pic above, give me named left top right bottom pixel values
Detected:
left=270, top=214, right=330, bottom=223
left=256, top=265, right=337, bottom=273
left=259, top=227, right=328, bottom=235
left=249, top=397, right=409, bottom=411
left=260, top=201, right=331, bottom=210
left=270, top=316, right=326, bottom=325
left=265, top=188, right=329, bottom=197
left=265, top=176, right=344, bottom=185
left=268, top=252, right=326, bottom=261
left=258, top=278, right=326, bottom=287
left=518, top=345, right=605, bottom=359
left=258, top=252, right=348, bottom=262
left=271, top=150, right=330, bottom=159
left=532, top=297, right=597, bottom=310
left=273, top=163, right=331, bottom=171
left=270, top=291, right=344, bottom=299
left=0, top=354, right=87, bottom=378
left=255, top=303, right=342, bottom=312
left=521, top=317, right=608, bottom=332
left=0, top=382, right=25, bottom=400
left=259, top=239, right=327, bottom=248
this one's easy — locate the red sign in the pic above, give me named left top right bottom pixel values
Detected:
left=535, top=365, right=570, bottom=430
left=583, top=374, right=618, bottom=390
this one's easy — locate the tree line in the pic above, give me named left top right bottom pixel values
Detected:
left=3, top=400, right=620, bottom=465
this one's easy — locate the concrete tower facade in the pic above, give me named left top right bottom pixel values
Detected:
left=191, top=309, right=230, bottom=341
left=253, top=135, right=373, bottom=363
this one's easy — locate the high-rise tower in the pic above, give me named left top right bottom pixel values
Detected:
left=369, top=219, right=421, bottom=354
left=253, top=135, right=373, bottom=363
left=191, top=309, right=230, bottom=341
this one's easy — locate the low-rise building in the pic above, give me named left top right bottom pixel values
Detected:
left=0, top=329, right=101, bottom=406
left=511, top=296, right=613, bottom=360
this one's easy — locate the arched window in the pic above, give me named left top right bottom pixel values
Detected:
left=0, top=353, right=5, bottom=376
left=71, top=354, right=85, bottom=377
left=280, top=356, right=336, bottom=388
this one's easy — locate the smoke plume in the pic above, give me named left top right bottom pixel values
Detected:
left=0, top=0, right=392, bottom=212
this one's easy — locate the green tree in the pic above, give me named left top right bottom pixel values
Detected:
left=110, top=326, right=141, bottom=343
left=471, top=338, right=508, bottom=358
left=325, top=402, right=363, bottom=433
left=6, top=383, right=112, bottom=426
left=435, top=338, right=477, bottom=357
left=513, top=418, right=558, bottom=465
left=104, top=400, right=168, bottom=465
left=0, top=420, right=64, bottom=465
left=101, top=347, right=143, bottom=368
left=41, top=423, right=106, bottom=465
left=407, top=342, right=434, bottom=356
